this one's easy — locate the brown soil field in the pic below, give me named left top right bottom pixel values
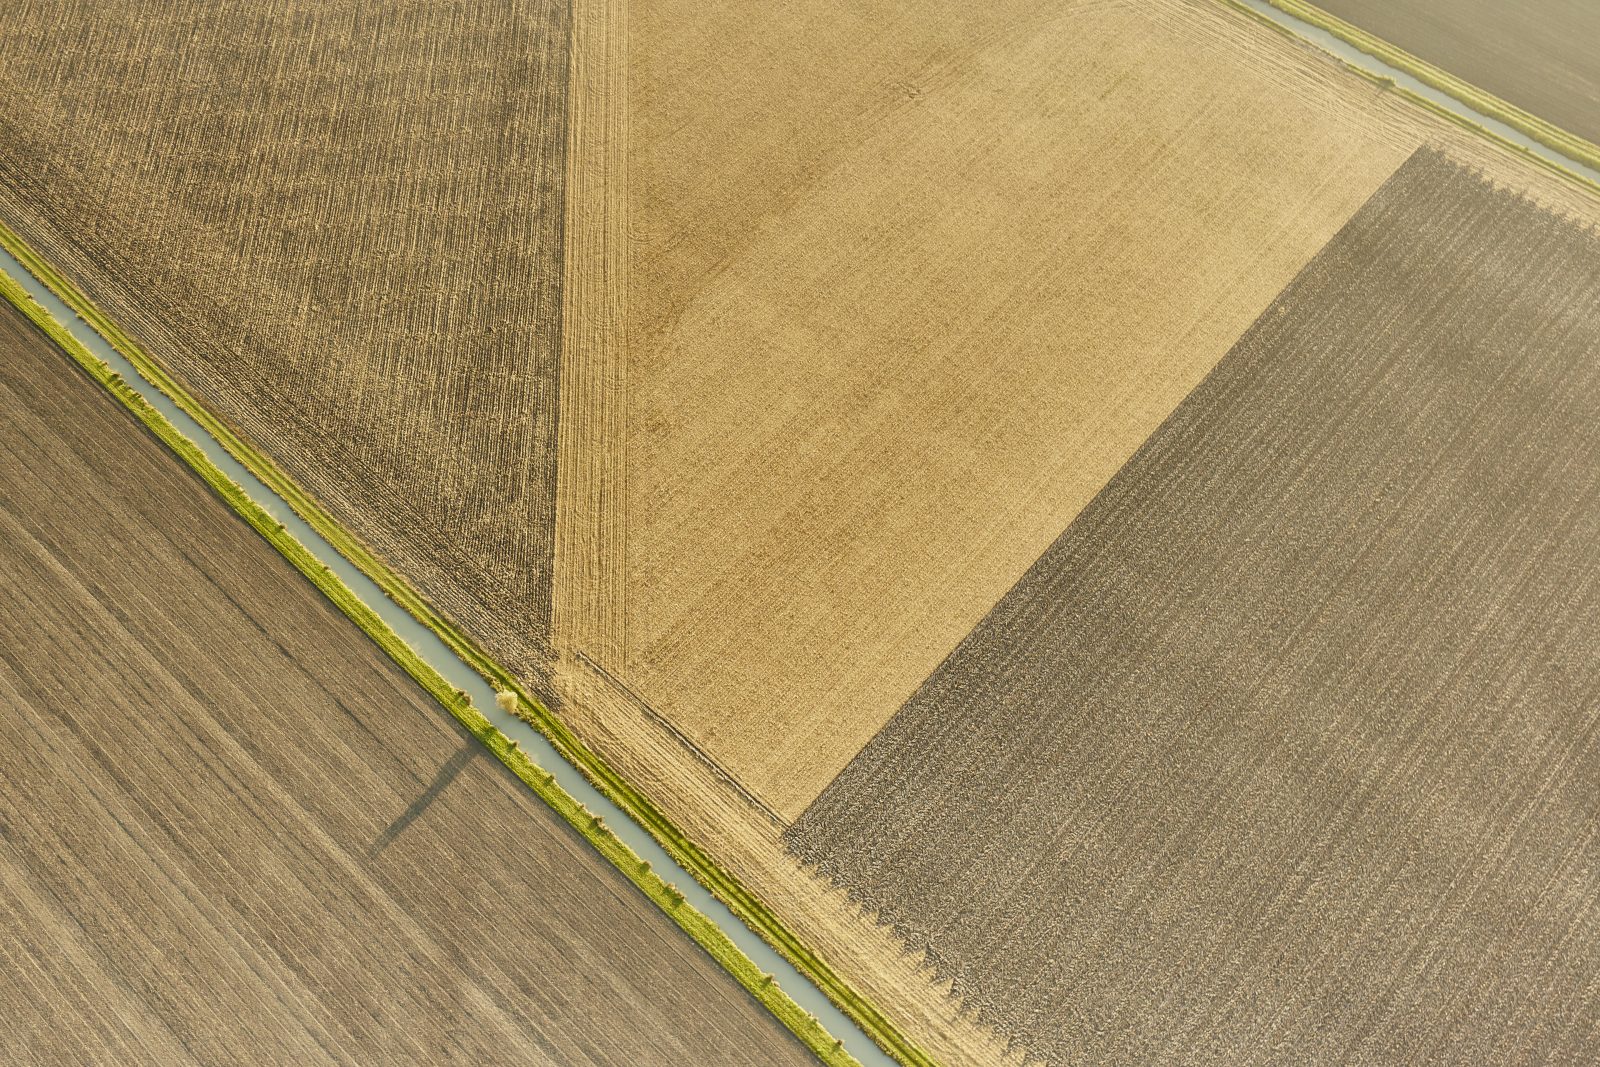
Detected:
left=0, top=0, right=569, bottom=681
left=10, top=0, right=1600, bottom=1063
left=790, top=148, right=1600, bottom=1064
left=1313, top=0, right=1600, bottom=146
left=0, top=299, right=814, bottom=1066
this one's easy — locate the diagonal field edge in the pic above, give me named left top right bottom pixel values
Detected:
left=10, top=1, right=1596, bottom=1053
left=33, top=8, right=1584, bottom=1059
left=1211, top=0, right=1600, bottom=199
left=0, top=257, right=872, bottom=1067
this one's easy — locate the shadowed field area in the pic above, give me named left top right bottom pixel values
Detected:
left=0, top=297, right=813, bottom=1066
left=789, top=149, right=1600, bottom=1065
left=1314, top=0, right=1600, bottom=146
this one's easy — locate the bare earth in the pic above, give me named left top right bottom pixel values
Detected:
left=0, top=298, right=813, bottom=1067
left=1314, top=0, right=1600, bottom=146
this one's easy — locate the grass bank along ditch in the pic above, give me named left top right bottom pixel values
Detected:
left=0, top=247, right=876, bottom=1066
left=1271, top=0, right=1600, bottom=165
left=0, top=0, right=570, bottom=684
left=0, top=284, right=824, bottom=1066
left=1234, top=0, right=1600, bottom=186
left=1299, top=0, right=1600, bottom=154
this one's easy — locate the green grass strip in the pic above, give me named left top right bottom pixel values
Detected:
left=8, top=8, right=1594, bottom=1059
left=0, top=267, right=864, bottom=1067
left=0, top=219, right=937, bottom=1067
left=1235, top=0, right=1600, bottom=190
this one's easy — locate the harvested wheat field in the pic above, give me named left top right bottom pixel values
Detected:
left=0, top=297, right=814, bottom=1067
left=0, top=0, right=568, bottom=679
left=553, top=0, right=1600, bottom=1062
left=579, top=0, right=1600, bottom=821
left=8, top=0, right=1600, bottom=1063
left=791, top=148, right=1600, bottom=1064
left=611, top=0, right=1418, bottom=818
left=1311, top=0, right=1600, bottom=146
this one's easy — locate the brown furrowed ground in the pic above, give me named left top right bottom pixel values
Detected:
left=0, top=0, right=568, bottom=679
left=789, top=148, right=1600, bottom=1065
left=11, top=0, right=1600, bottom=1064
left=1312, top=0, right=1600, bottom=146
left=0, top=300, right=814, bottom=1066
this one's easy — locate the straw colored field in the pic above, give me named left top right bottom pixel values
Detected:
left=791, top=148, right=1600, bottom=1065
left=0, top=298, right=814, bottom=1067
left=1311, top=0, right=1600, bottom=147
left=9, top=0, right=1600, bottom=1064
left=0, top=0, right=568, bottom=680
left=608, top=0, right=1404, bottom=816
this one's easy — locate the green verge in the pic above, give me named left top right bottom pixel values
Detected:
left=1244, top=0, right=1600, bottom=183
left=0, top=219, right=936, bottom=1067
left=5, top=7, right=1591, bottom=1060
left=0, top=266, right=862, bottom=1067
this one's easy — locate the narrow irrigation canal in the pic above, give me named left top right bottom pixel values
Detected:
left=1237, top=0, right=1600, bottom=186
left=5, top=9, right=1596, bottom=1063
left=0, top=244, right=895, bottom=1067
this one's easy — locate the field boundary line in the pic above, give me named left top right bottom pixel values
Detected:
left=0, top=218, right=936, bottom=1067
left=1258, top=0, right=1600, bottom=174
left=573, top=651, right=788, bottom=828
left=553, top=0, right=629, bottom=667
left=1210, top=0, right=1600, bottom=201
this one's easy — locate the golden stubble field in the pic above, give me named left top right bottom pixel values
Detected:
left=550, top=0, right=1600, bottom=1062
left=560, top=0, right=1600, bottom=816
left=614, top=0, right=1418, bottom=819
left=6, top=0, right=1600, bottom=1062
left=0, top=298, right=815, bottom=1067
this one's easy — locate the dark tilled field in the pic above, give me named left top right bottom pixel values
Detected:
left=789, top=148, right=1600, bottom=1066
left=0, top=0, right=569, bottom=677
left=1315, top=0, right=1600, bottom=146
left=0, top=298, right=813, bottom=1066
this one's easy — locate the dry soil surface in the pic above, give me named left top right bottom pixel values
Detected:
left=0, top=0, right=570, bottom=680
left=0, top=296, right=814, bottom=1067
